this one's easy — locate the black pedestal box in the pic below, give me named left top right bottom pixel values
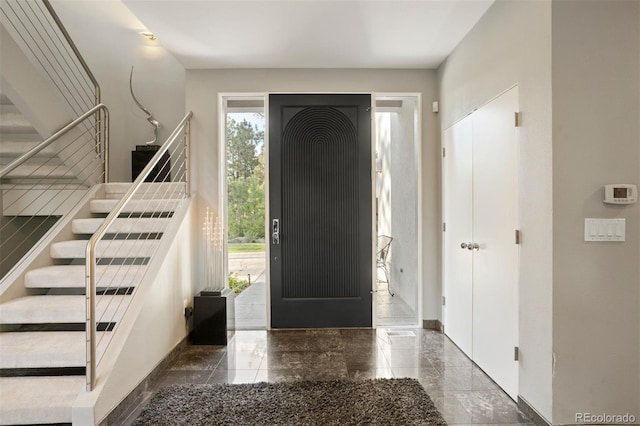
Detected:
left=131, top=145, right=171, bottom=182
left=192, top=290, right=234, bottom=345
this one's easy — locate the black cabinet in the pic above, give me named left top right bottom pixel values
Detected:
left=131, top=146, right=171, bottom=182
left=192, top=292, right=229, bottom=345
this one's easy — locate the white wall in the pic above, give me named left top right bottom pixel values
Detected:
left=50, top=0, right=185, bottom=183
left=73, top=198, right=196, bottom=424
left=551, top=1, right=640, bottom=423
left=375, top=103, right=420, bottom=314
left=389, top=100, right=419, bottom=311
left=185, top=69, right=441, bottom=320
left=437, top=0, right=553, bottom=420
left=376, top=113, right=392, bottom=238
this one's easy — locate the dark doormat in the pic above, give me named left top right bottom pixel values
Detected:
left=133, top=378, right=447, bottom=425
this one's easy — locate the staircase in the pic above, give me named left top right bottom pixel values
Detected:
left=0, top=92, right=99, bottom=279
left=0, top=183, right=183, bottom=425
left=0, top=94, right=77, bottom=185
left=1, top=2, right=194, bottom=423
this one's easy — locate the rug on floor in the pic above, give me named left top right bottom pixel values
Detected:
left=133, top=378, right=447, bottom=425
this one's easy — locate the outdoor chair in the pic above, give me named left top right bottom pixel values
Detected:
left=376, top=235, right=394, bottom=296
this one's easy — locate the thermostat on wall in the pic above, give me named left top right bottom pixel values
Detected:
left=603, top=184, right=637, bottom=204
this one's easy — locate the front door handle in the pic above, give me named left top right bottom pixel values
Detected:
left=272, top=219, right=280, bottom=245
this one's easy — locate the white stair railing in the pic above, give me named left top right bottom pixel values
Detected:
left=85, top=112, right=192, bottom=391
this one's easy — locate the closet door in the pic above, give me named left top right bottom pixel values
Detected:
left=442, top=115, right=473, bottom=357
left=471, top=87, right=519, bottom=400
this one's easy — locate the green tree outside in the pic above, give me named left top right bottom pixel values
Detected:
left=227, top=116, right=265, bottom=240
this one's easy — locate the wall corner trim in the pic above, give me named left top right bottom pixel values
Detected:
left=422, top=319, right=443, bottom=332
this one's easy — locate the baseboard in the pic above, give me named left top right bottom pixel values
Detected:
left=518, top=396, right=551, bottom=426
left=98, top=336, right=189, bottom=426
left=422, top=319, right=443, bottom=332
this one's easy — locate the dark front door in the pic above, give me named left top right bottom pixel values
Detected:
left=269, top=94, right=372, bottom=328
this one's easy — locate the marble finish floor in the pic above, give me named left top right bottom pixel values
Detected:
left=230, top=251, right=420, bottom=328
left=375, top=281, right=418, bottom=326
left=115, top=329, right=532, bottom=425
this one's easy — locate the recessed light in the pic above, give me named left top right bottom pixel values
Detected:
left=139, top=31, right=156, bottom=41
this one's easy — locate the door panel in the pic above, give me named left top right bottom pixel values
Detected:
left=443, top=115, right=474, bottom=357
left=472, top=87, right=519, bottom=400
left=269, top=94, right=372, bottom=328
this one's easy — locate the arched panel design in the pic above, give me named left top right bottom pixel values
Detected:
left=282, top=107, right=359, bottom=298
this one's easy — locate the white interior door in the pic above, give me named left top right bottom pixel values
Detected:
left=443, top=115, right=473, bottom=357
left=471, top=87, right=519, bottom=400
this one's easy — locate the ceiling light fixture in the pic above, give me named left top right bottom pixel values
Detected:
left=139, top=31, right=156, bottom=41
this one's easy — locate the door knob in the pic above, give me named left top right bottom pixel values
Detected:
left=460, top=242, right=468, bottom=249
left=468, top=243, right=480, bottom=251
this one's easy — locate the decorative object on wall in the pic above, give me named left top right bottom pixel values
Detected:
left=129, top=66, right=160, bottom=145
left=203, top=206, right=224, bottom=292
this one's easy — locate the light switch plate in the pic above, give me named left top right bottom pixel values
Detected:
left=584, top=218, right=625, bottom=242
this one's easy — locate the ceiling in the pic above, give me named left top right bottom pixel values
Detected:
left=122, top=0, right=494, bottom=70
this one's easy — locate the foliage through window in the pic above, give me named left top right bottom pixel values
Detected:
left=227, top=115, right=265, bottom=241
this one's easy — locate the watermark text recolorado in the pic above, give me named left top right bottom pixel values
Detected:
left=575, top=412, right=636, bottom=424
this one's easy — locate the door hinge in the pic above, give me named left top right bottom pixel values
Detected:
left=442, top=296, right=446, bottom=306
left=514, top=346, right=520, bottom=361
left=442, top=147, right=446, bottom=157
left=515, top=229, right=521, bottom=244
left=443, top=222, right=446, bottom=232
left=515, top=112, right=522, bottom=127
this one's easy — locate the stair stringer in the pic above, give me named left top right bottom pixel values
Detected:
left=0, top=183, right=103, bottom=303
left=72, top=196, right=196, bottom=425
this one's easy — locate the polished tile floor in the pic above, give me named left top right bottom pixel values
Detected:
left=230, top=251, right=420, bottom=328
left=117, top=329, right=533, bottom=425
left=375, top=281, right=418, bottom=326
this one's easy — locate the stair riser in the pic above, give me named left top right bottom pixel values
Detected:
left=25, top=265, right=146, bottom=289
left=0, top=331, right=109, bottom=370
left=0, top=376, right=85, bottom=425
left=50, top=240, right=160, bottom=259
left=2, top=163, right=74, bottom=179
left=104, top=182, right=187, bottom=200
left=2, top=188, right=88, bottom=216
left=0, top=142, right=55, bottom=158
left=0, top=296, right=128, bottom=324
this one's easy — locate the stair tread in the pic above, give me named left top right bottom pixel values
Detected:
left=25, top=264, right=146, bottom=288
left=0, top=107, right=34, bottom=134
left=72, top=217, right=170, bottom=234
left=104, top=182, right=187, bottom=199
left=50, top=239, right=160, bottom=259
left=0, top=295, right=128, bottom=324
left=90, top=198, right=183, bottom=214
left=0, top=376, right=84, bottom=424
left=0, top=331, right=107, bottom=369
left=2, top=163, right=74, bottom=179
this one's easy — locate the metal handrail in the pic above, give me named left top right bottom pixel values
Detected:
left=42, top=0, right=100, bottom=107
left=84, top=111, right=192, bottom=391
left=0, top=104, right=109, bottom=180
